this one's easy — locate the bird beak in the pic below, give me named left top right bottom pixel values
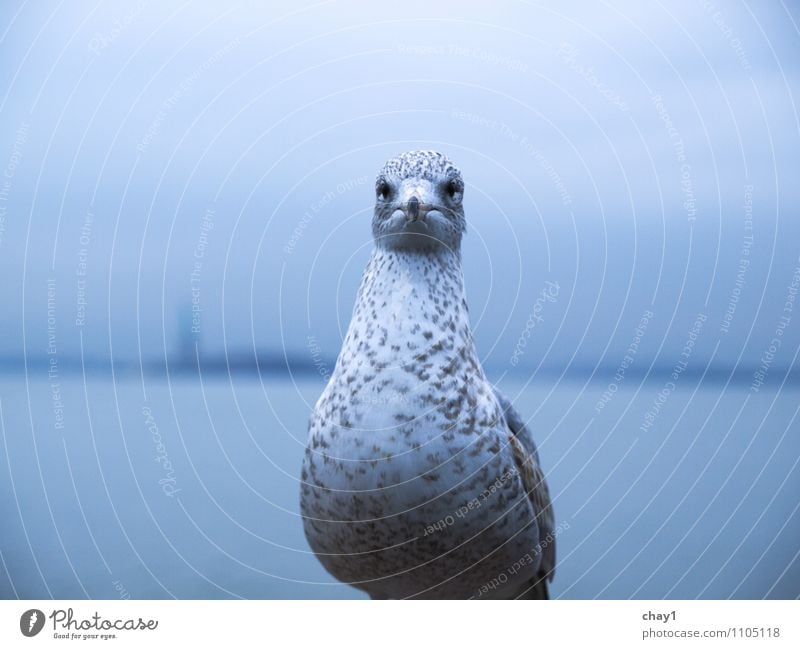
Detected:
left=402, top=195, right=431, bottom=223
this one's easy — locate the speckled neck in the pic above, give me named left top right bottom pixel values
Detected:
left=314, top=245, right=488, bottom=438
left=339, top=246, right=475, bottom=371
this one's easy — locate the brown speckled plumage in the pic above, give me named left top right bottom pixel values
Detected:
left=300, top=151, right=554, bottom=599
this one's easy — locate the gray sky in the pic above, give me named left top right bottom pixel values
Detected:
left=0, top=0, right=798, bottom=373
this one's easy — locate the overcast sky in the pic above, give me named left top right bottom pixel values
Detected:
left=0, top=0, right=798, bottom=373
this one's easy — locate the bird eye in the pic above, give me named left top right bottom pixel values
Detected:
left=377, top=180, right=391, bottom=200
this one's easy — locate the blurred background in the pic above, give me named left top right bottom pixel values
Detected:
left=0, top=0, right=798, bottom=599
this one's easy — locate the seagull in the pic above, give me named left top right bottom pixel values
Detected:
left=300, top=150, right=554, bottom=599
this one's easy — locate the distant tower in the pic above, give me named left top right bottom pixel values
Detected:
left=175, top=303, right=199, bottom=367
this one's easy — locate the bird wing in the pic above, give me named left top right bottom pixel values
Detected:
left=492, top=386, right=556, bottom=583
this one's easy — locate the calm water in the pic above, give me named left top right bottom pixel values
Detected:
left=1, top=371, right=798, bottom=599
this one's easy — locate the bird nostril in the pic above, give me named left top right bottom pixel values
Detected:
left=407, top=196, right=420, bottom=221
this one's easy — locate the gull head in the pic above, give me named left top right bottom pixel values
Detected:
left=372, top=150, right=466, bottom=253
